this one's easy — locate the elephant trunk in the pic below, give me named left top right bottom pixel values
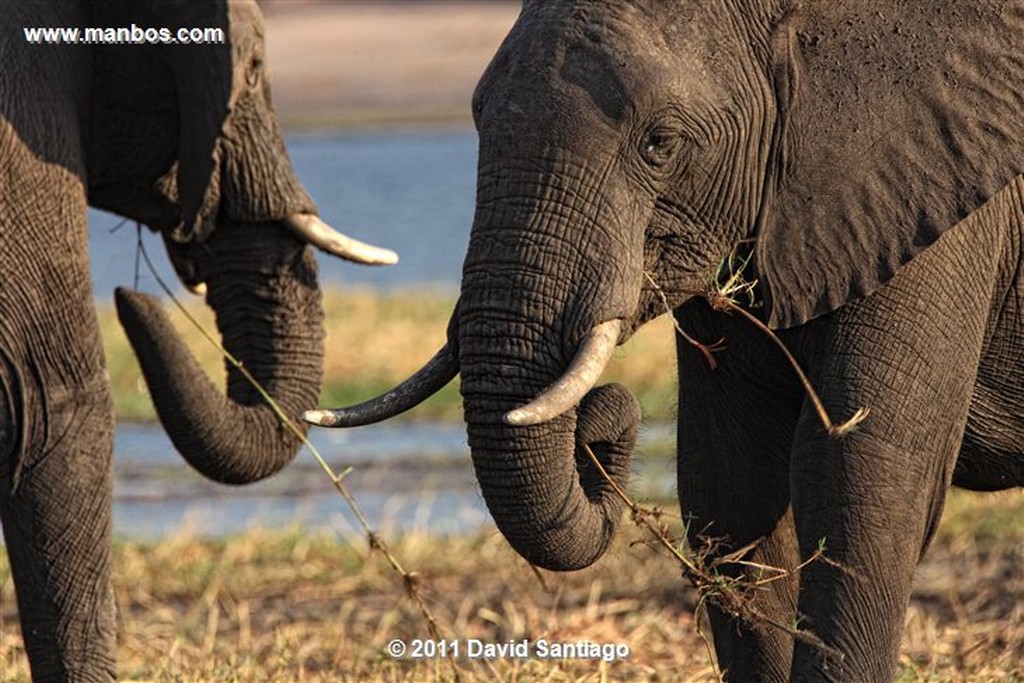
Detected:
left=116, top=221, right=323, bottom=484
left=464, top=380, right=640, bottom=571
left=458, top=240, right=641, bottom=569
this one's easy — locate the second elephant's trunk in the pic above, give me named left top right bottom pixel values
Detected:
left=116, top=222, right=324, bottom=484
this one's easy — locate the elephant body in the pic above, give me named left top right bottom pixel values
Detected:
left=677, top=173, right=1024, bottom=679
left=2, top=2, right=393, bottom=678
left=310, top=1, right=1024, bottom=680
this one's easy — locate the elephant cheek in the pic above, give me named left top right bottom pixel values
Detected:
left=218, top=99, right=317, bottom=225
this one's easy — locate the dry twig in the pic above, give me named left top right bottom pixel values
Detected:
left=582, top=443, right=845, bottom=671
left=644, top=250, right=870, bottom=437
left=134, top=231, right=461, bottom=676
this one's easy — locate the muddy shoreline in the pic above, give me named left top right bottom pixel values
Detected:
left=262, top=2, right=519, bottom=129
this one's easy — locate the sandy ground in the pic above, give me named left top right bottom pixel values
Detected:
left=261, top=2, right=520, bottom=128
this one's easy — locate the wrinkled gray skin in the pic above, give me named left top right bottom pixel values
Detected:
left=328, top=1, right=1024, bottom=680
left=0, top=1, right=336, bottom=679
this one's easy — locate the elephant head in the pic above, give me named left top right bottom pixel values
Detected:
left=88, top=0, right=396, bottom=484
left=307, top=1, right=1024, bottom=567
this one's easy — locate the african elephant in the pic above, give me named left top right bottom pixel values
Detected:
left=1, top=0, right=394, bottom=679
left=308, top=1, right=1024, bottom=681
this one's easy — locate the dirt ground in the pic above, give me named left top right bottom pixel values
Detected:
left=260, top=2, right=520, bottom=128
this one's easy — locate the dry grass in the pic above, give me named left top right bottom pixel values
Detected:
left=2, top=489, right=1022, bottom=682
left=899, top=492, right=1024, bottom=681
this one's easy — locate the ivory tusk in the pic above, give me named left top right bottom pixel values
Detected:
left=304, top=344, right=458, bottom=427
left=284, top=213, right=399, bottom=266
left=504, top=319, right=622, bottom=427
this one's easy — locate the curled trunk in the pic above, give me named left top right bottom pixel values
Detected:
left=458, top=258, right=640, bottom=569
left=464, top=380, right=640, bottom=571
left=455, top=151, right=645, bottom=570
left=116, top=222, right=323, bottom=484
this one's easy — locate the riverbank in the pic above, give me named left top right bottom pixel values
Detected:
left=262, top=2, right=520, bottom=129
left=2, top=489, right=1021, bottom=680
left=100, top=286, right=680, bottom=423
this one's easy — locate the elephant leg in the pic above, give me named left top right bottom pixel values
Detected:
left=953, top=257, right=1024, bottom=490
left=787, top=175, right=1022, bottom=683
left=0, top=201, right=117, bottom=678
left=675, top=300, right=805, bottom=682
left=0, top=355, right=117, bottom=682
left=786, top=262, right=1010, bottom=678
left=787, top=353, right=973, bottom=681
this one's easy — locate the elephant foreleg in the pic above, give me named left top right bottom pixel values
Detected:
left=0, top=170, right=117, bottom=679
left=0, top=352, right=117, bottom=682
left=787, top=380, right=971, bottom=682
left=675, top=300, right=804, bottom=682
left=786, top=199, right=1009, bottom=680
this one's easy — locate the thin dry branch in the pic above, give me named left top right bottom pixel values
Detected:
left=644, top=263, right=870, bottom=438
left=706, top=293, right=870, bottom=438
left=134, top=231, right=462, bottom=677
left=644, top=271, right=725, bottom=370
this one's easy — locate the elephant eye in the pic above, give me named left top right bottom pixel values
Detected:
left=246, top=55, right=264, bottom=89
left=640, top=126, right=682, bottom=169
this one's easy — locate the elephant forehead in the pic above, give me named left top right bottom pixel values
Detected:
left=559, top=31, right=631, bottom=122
left=493, top=2, right=750, bottom=125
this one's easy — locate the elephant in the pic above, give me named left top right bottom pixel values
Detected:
left=307, top=1, right=1024, bottom=681
left=1, top=0, right=395, bottom=679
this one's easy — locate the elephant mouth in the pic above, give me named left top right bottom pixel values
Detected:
left=303, top=318, right=623, bottom=428
left=163, top=212, right=398, bottom=296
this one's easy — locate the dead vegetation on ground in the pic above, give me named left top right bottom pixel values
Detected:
left=1, top=489, right=1021, bottom=681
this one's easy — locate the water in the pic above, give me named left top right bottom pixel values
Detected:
left=88, top=128, right=478, bottom=299
left=111, top=421, right=675, bottom=540
left=111, top=422, right=489, bottom=540
left=84, top=127, right=677, bottom=540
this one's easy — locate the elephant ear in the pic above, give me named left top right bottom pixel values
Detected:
left=757, top=2, right=1024, bottom=329
left=159, top=2, right=232, bottom=241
